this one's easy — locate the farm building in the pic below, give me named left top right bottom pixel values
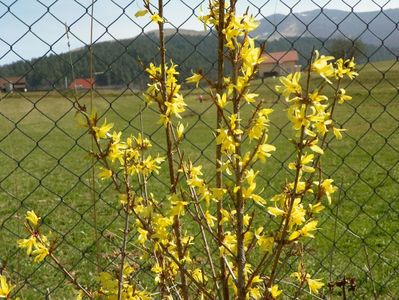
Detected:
left=258, top=50, right=299, bottom=77
left=69, top=78, right=95, bottom=89
left=0, top=76, right=27, bottom=92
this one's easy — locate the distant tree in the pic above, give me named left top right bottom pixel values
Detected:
left=328, top=38, right=367, bottom=60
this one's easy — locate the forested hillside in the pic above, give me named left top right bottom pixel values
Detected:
left=0, top=31, right=397, bottom=90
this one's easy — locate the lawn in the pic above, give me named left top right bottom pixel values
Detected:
left=0, top=60, right=398, bottom=299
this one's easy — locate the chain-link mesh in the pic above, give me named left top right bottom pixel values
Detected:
left=0, top=0, right=398, bottom=298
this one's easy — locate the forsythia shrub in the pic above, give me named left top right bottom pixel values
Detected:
left=13, top=0, right=358, bottom=299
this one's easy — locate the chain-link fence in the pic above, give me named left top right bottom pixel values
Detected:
left=0, top=0, right=398, bottom=298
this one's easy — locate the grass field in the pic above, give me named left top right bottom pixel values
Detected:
left=0, top=60, right=398, bottom=299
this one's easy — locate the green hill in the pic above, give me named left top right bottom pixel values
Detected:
left=0, top=31, right=397, bottom=90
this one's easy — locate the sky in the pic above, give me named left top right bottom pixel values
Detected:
left=1, top=0, right=399, bottom=65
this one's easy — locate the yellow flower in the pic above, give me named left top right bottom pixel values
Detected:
left=18, top=236, right=37, bottom=255
left=26, top=210, right=40, bottom=227
left=248, top=286, right=261, bottom=299
left=275, top=72, right=302, bottom=100
left=216, top=93, right=228, bottom=108
left=241, top=37, right=262, bottom=76
left=221, top=232, right=237, bottom=256
left=132, top=155, right=165, bottom=176
left=241, top=15, right=259, bottom=32
left=268, top=284, right=282, bottom=298
left=151, top=215, right=173, bottom=241
left=191, top=268, right=207, bottom=283
left=204, top=210, right=217, bottom=227
left=287, top=104, right=310, bottom=131
left=32, top=243, right=49, bottom=263
left=250, top=194, right=266, bottom=206
left=170, top=194, right=188, bottom=217
left=301, top=153, right=315, bottom=173
left=219, top=208, right=231, bottom=225
left=309, top=139, right=324, bottom=154
left=145, top=62, right=160, bottom=79
left=307, top=277, right=324, bottom=294
left=0, top=275, right=12, bottom=298
left=309, top=202, right=325, bottom=214
left=98, top=167, right=112, bottom=180
left=243, top=93, right=258, bottom=103
left=301, top=153, right=314, bottom=165
left=312, top=50, right=335, bottom=83
left=335, top=57, right=358, bottom=79
left=151, top=13, right=164, bottom=24
left=343, top=57, right=358, bottom=79
left=333, top=127, right=346, bottom=140
left=309, top=90, right=328, bottom=103
left=320, top=179, right=337, bottom=204
left=186, top=72, right=202, bottom=88
left=289, top=220, right=319, bottom=241
left=133, top=133, right=150, bottom=149
left=256, top=143, right=276, bottom=162
left=165, top=93, right=186, bottom=120
left=267, top=206, right=285, bottom=217
left=337, top=88, right=352, bottom=104
left=137, top=227, right=148, bottom=245
left=216, top=128, right=236, bottom=154
left=248, top=109, right=272, bottom=140
left=151, top=263, right=163, bottom=283
left=289, top=198, right=306, bottom=227
left=300, top=220, right=318, bottom=238
left=176, top=122, right=185, bottom=140
left=257, top=236, right=274, bottom=253
left=93, top=118, right=113, bottom=141
left=108, top=141, right=125, bottom=163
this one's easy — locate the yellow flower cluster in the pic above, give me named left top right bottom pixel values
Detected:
left=14, top=1, right=359, bottom=299
left=135, top=2, right=164, bottom=24
left=18, top=211, right=49, bottom=263
left=145, top=62, right=186, bottom=126
left=264, top=50, right=358, bottom=296
left=292, top=264, right=325, bottom=294
left=97, top=265, right=153, bottom=299
left=130, top=193, right=195, bottom=290
left=90, top=121, right=165, bottom=180
left=0, top=275, right=13, bottom=298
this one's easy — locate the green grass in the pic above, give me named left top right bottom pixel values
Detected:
left=0, top=60, right=398, bottom=299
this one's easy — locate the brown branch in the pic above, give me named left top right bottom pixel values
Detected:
left=49, top=253, right=93, bottom=299
left=156, top=1, right=188, bottom=297
left=216, top=1, right=229, bottom=298
left=267, top=51, right=314, bottom=289
left=117, top=158, right=133, bottom=300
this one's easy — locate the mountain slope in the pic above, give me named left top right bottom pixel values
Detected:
left=253, top=8, right=399, bottom=48
left=1, top=7, right=399, bottom=90
left=0, top=33, right=219, bottom=89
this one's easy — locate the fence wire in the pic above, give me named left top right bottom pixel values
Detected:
left=0, top=0, right=398, bottom=298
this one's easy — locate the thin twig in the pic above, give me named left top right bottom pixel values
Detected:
left=49, top=253, right=93, bottom=299
left=146, top=1, right=189, bottom=297
left=117, top=157, right=133, bottom=300
left=216, top=1, right=229, bottom=298
left=88, top=0, right=100, bottom=274
left=363, top=246, right=378, bottom=300
left=268, top=52, right=315, bottom=289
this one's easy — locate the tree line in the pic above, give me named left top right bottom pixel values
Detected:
left=0, top=33, right=396, bottom=90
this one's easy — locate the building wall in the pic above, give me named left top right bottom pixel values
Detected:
left=279, top=61, right=298, bottom=74
left=258, top=63, right=278, bottom=77
left=258, top=61, right=299, bottom=77
left=13, top=83, right=26, bottom=90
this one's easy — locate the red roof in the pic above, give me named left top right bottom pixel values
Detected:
left=261, top=50, right=298, bottom=65
left=69, top=78, right=95, bottom=89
